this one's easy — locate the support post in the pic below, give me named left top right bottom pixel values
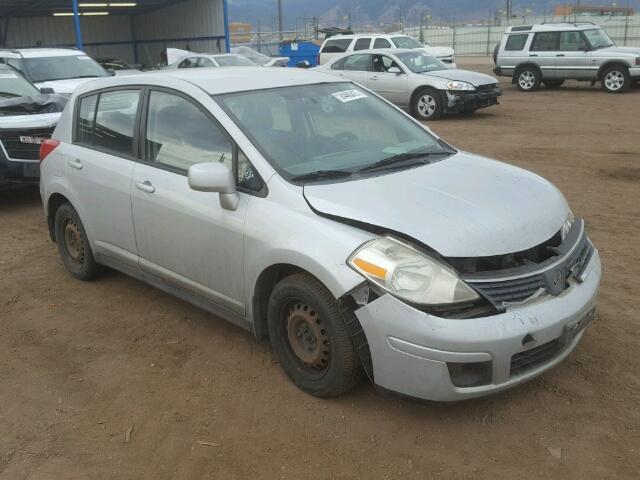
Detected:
left=222, top=0, right=230, bottom=52
left=277, top=0, right=283, bottom=40
left=71, top=0, right=83, bottom=50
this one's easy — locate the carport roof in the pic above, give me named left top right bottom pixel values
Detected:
left=0, top=0, right=186, bottom=17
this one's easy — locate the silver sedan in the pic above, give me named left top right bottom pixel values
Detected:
left=317, top=48, right=502, bottom=120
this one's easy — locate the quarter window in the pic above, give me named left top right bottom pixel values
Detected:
left=373, top=38, right=392, bottom=49
left=144, top=91, right=233, bottom=173
left=77, top=94, right=98, bottom=145
left=321, top=39, right=352, bottom=53
left=353, top=38, right=371, bottom=51
left=531, top=32, right=560, bottom=51
left=342, top=54, right=371, bottom=72
left=505, top=34, right=528, bottom=51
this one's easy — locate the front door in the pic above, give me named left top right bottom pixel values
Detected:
left=556, top=31, right=593, bottom=80
left=131, top=89, right=248, bottom=313
left=368, top=54, right=409, bottom=106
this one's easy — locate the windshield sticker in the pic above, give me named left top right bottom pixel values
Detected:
left=78, top=56, right=92, bottom=60
left=331, top=89, right=367, bottom=103
left=0, top=73, right=18, bottom=79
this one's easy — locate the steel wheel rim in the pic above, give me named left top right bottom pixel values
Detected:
left=519, top=71, right=535, bottom=89
left=605, top=71, right=624, bottom=91
left=63, top=219, right=85, bottom=264
left=285, top=302, right=330, bottom=371
left=417, top=94, right=436, bottom=117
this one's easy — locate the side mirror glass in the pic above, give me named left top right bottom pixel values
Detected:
left=387, top=66, right=402, bottom=74
left=39, top=87, right=55, bottom=94
left=188, top=162, right=238, bottom=210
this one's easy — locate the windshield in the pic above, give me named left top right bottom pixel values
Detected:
left=215, top=55, right=255, bottom=67
left=584, top=29, right=615, bottom=49
left=23, top=55, right=108, bottom=83
left=392, top=36, right=424, bottom=49
left=395, top=51, right=448, bottom=73
left=0, top=70, right=39, bottom=98
left=216, top=82, right=452, bottom=182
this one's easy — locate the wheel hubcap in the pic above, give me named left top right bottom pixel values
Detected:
left=63, top=219, right=84, bottom=264
left=604, top=71, right=624, bottom=91
left=286, top=303, right=330, bottom=370
left=417, top=94, right=436, bottom=117
left=519, top=71, right=535, bottom=90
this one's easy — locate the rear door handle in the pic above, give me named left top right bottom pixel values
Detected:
left=68, top=159, right=82, bottom=170
left=529, top=54, right=538, bottom=57
left=135, top=180, right=155, bottom=194
left=370, top=75, right=379, bottom=80
left=556, top=54, right=566, bottom=57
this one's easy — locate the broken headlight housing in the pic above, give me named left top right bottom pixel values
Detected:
left=446, top=81, right=475, bottom=91
left=561, top=209, right=575, bottom=241
left=347, top=236, right=479, bottom=305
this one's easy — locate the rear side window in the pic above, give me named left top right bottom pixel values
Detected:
left=322, top=39, right=352, bottom=53
left=75, top=89, right=140, bottom=157
left=342, top=54, right=371, bottom=72
left=331, top=58, right=346, bottom=70
left=179, top=57, right=198, bottom=68
left=374, top=38, right=392, bottom=49
left=531, top=32, right=560, bottom=51
left=505, top=34, right=528, bottom=51
left=353, top=38, right=371, bottom=51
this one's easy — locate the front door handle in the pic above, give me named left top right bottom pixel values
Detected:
left=68, top=159, right=82, bottom=170
left=529, top=54, right=538, bottom=57
left=135, top=180, right=155, bottom=193
left=556, top=54, right=566, bottom=57
left=370, top=75, right=380, bottom=80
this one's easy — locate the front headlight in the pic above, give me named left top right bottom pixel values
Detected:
left=347, top=237, right=479, bottom=305
left=561, top=209, right=575, bottom=241
left=446, top=81, right=475, bottom=91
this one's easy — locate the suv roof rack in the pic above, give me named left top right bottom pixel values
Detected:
left=511, top=25, right=533, bottom=31
left=540, top=21, right=596, bottom=26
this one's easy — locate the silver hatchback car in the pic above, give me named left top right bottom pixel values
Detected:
left=39, top=68, right=601, bottom=401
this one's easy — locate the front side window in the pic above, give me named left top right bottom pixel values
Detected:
left=372, top=55, right=401, bottom=73
left=353, top=38, right=372, bottom=51
left=374, top=38, right=392, bottom=49
left=342, top=54, right=371, bottom=71
left=395, top=51, right=447, bottom=73
left=197, top=57, right=215, bottom=67
left=217, top=83, right=452, bottom=182
left=144, top=91, right=232, bottom=173
left=531, top=32, right=560, bottom=51
left=322, top=39, right=352, bottom=53
left=583, top=29, right=614, bottom=49
left=22, top=55, right=107, bottom=83
left=93, top=90, right=141, bottom=156
left=505, top=34, right=529, bottom=51
left=179, top=57, right=198, bottom=69
left=391, top=36, right=423, bottom=49
left=560, top=31, right=588, bottom=51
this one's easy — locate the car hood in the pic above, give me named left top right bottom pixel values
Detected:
left=422, top=46, right=454, bottom=58
left=34, top=77, right=103, bottom=95
left=303, top=152, right=569, bottom=258
left=0, top=111, right=60, bottom=129
left=421, top=69, right=498, bottom=86
left=592, top=45, right=640, bottom=57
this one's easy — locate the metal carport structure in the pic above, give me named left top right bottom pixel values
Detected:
left=0, top=0, right=230, bottom=67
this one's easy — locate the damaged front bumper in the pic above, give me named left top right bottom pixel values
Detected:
left=445, top=87, right=502, bottom=113
left=352, top=248, right=601, bottom=402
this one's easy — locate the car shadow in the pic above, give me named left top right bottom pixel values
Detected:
left=0, top=185, right=41, bottom=212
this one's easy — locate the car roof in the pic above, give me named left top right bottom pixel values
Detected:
left=74, top=67, right=344, bottom=96
left=0, top=48, right=86, bottom=58
left=505, top=23, right=600, bottom=33
left=327, top=33, right=410, bottom=39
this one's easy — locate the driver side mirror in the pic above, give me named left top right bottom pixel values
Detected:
left=188, top=162, right=239, bottom=210
left=39, top=87, right=55, bottom=94
left=387, top=66, right=402, bottom=74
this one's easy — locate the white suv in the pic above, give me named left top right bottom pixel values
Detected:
left=0, top=48, right=109, bottom=95
left=318, top=34, right=455, bottom=67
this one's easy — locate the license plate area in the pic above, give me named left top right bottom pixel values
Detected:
left=561, top=307, right=595, bottom=344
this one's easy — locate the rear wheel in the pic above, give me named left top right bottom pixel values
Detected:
left=267, top=273, right=362, bottom=397
left=601, top=66, right=630, bottom=93
left=543, top=79, right=565, bottom=89
left=412, top=88, right=444, bottom=120
left=54, top=203, right=101, bottom=281
left=516, top=67, right=541, bottom=92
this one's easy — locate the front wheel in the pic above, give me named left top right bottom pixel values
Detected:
left=601, top=66, right=630, bottom=93
left=412, top=88, right=444, bottom=120
left=543, top=79, right=565, bottom=89
left=516, top=67, right=541, bottom=92
left=267, top=273, right=362, bottom=397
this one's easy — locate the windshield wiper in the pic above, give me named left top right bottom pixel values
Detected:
left=290, top=170, right=353, bottom=182
left=358, top=151, right=450, bottom=173
left=0, top=92, right=21, bottom=98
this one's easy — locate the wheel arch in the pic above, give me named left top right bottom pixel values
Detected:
left=47, top=192, right=71, bottom=241
left=410, top=85, right=443, bottom=111
left=597, top=61, right=629, bottom=80
left=514, top=62, right=542, bottom=77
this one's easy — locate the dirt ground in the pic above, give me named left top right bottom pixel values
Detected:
left=1, top=58, right=639, bottom=480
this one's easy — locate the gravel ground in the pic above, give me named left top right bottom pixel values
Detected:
left=1, top=59, right=639, bottom=479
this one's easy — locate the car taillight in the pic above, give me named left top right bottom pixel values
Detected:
left=39, top=139, right=60, bottom=162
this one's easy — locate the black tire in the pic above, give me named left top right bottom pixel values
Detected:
left=601, top=66, right=630, bottom=93
left=267, top=272, right=362, bottom=397
left=543, top=79, right=565, bottom=89
left=411, top=87, right=444, bottom=120
left=54, top=202, right=101, bottom=281
left=515, top=67, right=541, bottom=92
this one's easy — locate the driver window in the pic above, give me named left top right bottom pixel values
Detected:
left=197, top=57, right=215, bottom=67
left=178, top=57, right=198, bottom=69
left=560, top=31, right=587, bottom=51
left=372, top=55, right=400, bottom=73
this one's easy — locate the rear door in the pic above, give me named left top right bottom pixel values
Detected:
left=529, top=31, right=560, bottom=78
left=368, top=54, right=409, bottom=106
left=64, top=88, right=142, bottom=268
left=556, top=31, right=592, bottom=79
left=329, top=54, right=372, bottom=86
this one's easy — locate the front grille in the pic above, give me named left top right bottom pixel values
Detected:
left=477, top=83, right=498, bottom=92
left=510, top=339, right=564, bottom=377
left=472, top=275, right=546, bottom=306
left=0, top=127, right=54, bottom=160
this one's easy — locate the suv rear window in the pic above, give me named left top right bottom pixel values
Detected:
left=322, top=39, right=352, bottom=53
left=531, top=32, right=560, bottom=51
left=505, top=34, right=528, bottom=51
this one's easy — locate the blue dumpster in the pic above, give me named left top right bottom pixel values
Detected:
left=279, top=41, right=321, bottom=67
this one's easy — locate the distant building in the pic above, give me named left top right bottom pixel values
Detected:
left=553, top=5, right=634, bottom=17
left=230, top=22, right=253, bottom=43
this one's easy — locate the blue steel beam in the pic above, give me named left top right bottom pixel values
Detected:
left=71, top=0, right=83, bottom=50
